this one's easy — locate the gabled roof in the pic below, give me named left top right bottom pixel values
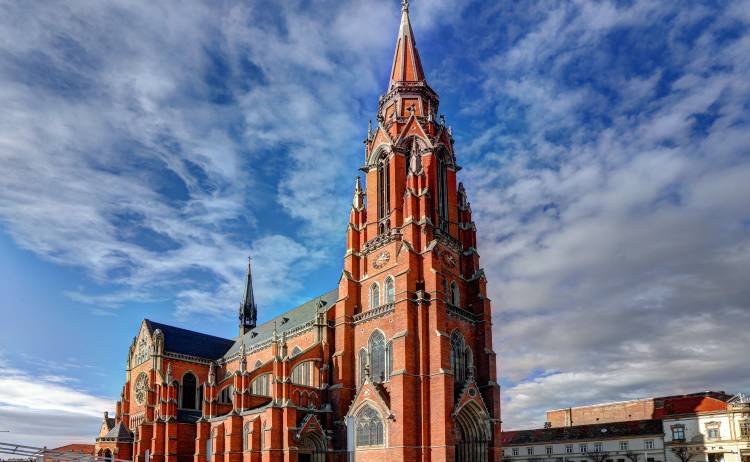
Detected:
left=144, top=319, right=234, bottom=359
left=104, top=422, right=133, bottom=440
left=223, top=289, right=338, bottom=359
left=501, top=419, right=664, bottom=445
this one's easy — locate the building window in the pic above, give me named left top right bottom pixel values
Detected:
left=218, top=385, right=233, bottom=404
left=740, top=420, right=750, bottom=437
left=450, top=281, right=460, bottom=306
left=580, top=444, right=588, bottom=453
left=706, top=423, right=720, bottom=440
left=369, top=283, right=380, bottom=309
left=181, top=372, right=198, bottom=410
left=512, top=448, right=519, bottom=456
left=707, top=454, right=724, bottom=462
left=619, top=442, right=628, bottom=451
left=436, top=151, right=449, bottom=231
left=527, top=448, right=534, bottom=456
left=546, top=447, right=553, bottom=455
left=377, top=153, right=391, bottom=234
left=384, top=277, right=395, bottom=304
left=355, top=405, right=384, bottom=446
left=672, top=426, right=685, bottom=441
left=251, top=374, right=270, bottom=397
left=566, top=445, right=573, bottom=454
left=595, top=443, right=603, bottom=452
left=369, top=331, right=387, bottom=383
left=645, top=440, right=654, bottom=450
left=243, top=422, right=250, bottom=451
left=451, top=330, right=473, bottom=385
left=291, top=361, right=314, bottom=387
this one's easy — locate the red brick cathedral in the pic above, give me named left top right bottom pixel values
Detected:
left=94, top=2, right=502, bottom=461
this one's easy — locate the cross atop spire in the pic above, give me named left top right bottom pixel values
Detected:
left=239, top=256, right=257, bottom=335
left=389, top=0, right=426, bottom=89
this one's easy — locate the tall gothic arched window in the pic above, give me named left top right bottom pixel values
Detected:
left=358, top=348, right=368, bottom=387
left=369, top=283, right=380, bottom=309
left=451, top=281, right=460, bottom=307
left=356, top=405, right=384, bottom=446
left=243, top=421, right=251, bottom=451
left=436, top=151, right=449, bottom=232
left=451, top=330, right=469, bottom=385
left=369, top=331, right=386, bottom=383
left=377, top=152, right=391, bottom=234
left=291, top=360, right=314, bottom=387
left=181, top=372, right=198, bottom=410
left=384, top=277, right=395, bottom=304
left=251, top=374, right=270, bottom=397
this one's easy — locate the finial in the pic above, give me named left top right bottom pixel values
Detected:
left=367, top=119, right=373, bottom=139
left=402, top=0, right=409, bottom=12
left=353, top=176, right=364, bottom=210
left=208, top=362, right=216, bottom=386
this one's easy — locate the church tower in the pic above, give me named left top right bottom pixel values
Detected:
left=332, top=1, right=502, bottom=460
left=239, top=257, right=257, bottom=335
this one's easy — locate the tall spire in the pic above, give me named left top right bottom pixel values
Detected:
left=239, top=256, right=257, bottom=335
left=389, top=0, right=426, bottom=89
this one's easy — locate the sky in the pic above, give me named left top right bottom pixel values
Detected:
left=0, top=0, right=749, bottom=448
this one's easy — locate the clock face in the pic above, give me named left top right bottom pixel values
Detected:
left=134, top=372, right=148, bottom=405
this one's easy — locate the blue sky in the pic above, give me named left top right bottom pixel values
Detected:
left=1, top=0, right=749, bottom=447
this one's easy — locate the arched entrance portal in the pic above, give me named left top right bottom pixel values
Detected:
left=454, top=401, right=491, bottom=462
left=297, top=431, right=326, bottom=462
left=103, top=449, right=113, bottom=462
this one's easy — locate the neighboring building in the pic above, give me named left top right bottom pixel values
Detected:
left=527, top=391, right=750, bottom=462
left=502, top=420, right=665, bottom=462
left=43, top=444, right=95, bottom=462
left=664, top=393, right=750, bottom=462
left=547, top=393, right=735, bottom=429
left=93, top=2, right=502, bottom=462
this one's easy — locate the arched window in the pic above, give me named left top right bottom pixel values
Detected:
left=377, top=152, right=391, bottom=234
left=436, top=151, right=449, bottom=232
left=251, top=374, right=270, bottom=397
left=369, top=283, right=380, bottom=309
left=291, top=360, right=314, bottom=387
left=369, top=331, right=386, bottom=383
left=358, top=348, right=368, bottom=387
left=451, top=330, right=466, bottom=384
left=384, top=277, right=395, bottom=304
left=356, top=406, right=384, bottom=446
left=450, top=281, right=460, bottom=307
left=219, top=385, right=234, bottom=404
left=291, top=346, right=302, bottom=357
left=243, top=422, right=251, bottom=451
left=181, top=372, right=197, bottom=410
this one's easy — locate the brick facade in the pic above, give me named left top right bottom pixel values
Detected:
left=94, top=2, right=502, bottom=461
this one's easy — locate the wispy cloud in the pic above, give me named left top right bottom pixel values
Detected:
left=455, top=0, right=750, bottom=428
left=0, top=355, right=112, bottom=446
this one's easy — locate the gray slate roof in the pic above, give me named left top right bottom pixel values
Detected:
left=105, top=422, right=133, bottom=440
left=501, top=419, right=664, bottom=445
left=222, top=289, right=338, bottom=359
left=142, top=288, right=338, bottom=361
left=144, top=319, right=235, bottom=359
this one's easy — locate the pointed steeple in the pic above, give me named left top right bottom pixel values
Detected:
left=389, top=0, right=426, bottom=89
left=239, top=256, right=257, bottom=336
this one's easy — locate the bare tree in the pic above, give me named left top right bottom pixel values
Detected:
left=623, top=451, right=640, bottom=462
left=585, top=451, right=611, bottom=462
left=672, top=447, right=701, bottom=462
